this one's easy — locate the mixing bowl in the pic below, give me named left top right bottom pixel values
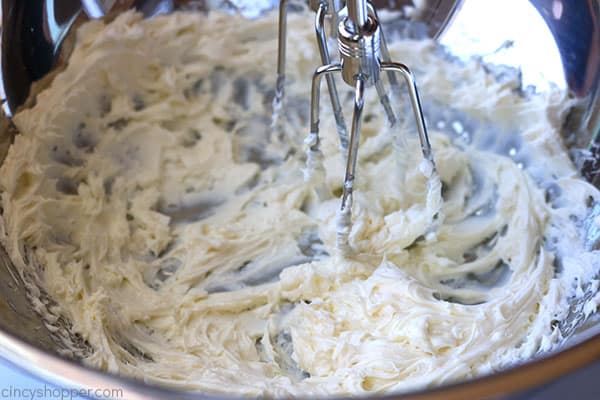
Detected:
left=0, top=0, right=599, bottom=398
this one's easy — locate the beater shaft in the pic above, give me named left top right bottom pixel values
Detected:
left=306, top=63, right=344, bottom=199
left=380, top=62, right=433, bottom=161
left=309, top=63, right=344, bottom=143
left=315, top=3, right=349, bottom=150
left=347, top=0, right=369, bottom=32
left=277, top=0, right=349, bottom=151
left=375, top=78, right=397, bottom=127
left=340, top=78, right=365, bottom=211
left=369, top=3, right=402, bottom=106
left=275, top=0, right=288, bottom=105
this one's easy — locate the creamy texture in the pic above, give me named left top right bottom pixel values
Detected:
left=1, top=9, right=600, bottom=397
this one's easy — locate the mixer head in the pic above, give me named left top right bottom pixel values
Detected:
left=277, top=0, right=441, bottom=253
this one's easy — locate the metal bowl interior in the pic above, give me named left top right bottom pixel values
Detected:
left=0, top=0, right=599, bottom=398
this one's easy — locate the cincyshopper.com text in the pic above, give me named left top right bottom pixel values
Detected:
left=1, top=385, right=123, bottom=400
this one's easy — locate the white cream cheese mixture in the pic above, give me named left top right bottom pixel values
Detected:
left=1, top=9, right=600, bottom=397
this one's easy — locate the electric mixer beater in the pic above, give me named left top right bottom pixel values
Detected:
left=276, top=0, right=442, bottom=252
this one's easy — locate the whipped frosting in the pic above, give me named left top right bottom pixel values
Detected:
left=1, top=9, right=599, bottom=397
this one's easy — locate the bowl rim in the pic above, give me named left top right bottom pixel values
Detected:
left=1, top=324, right=599, bottom=399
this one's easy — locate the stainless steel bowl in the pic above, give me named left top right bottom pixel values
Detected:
left=0, top=1, right=599, bottom=398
